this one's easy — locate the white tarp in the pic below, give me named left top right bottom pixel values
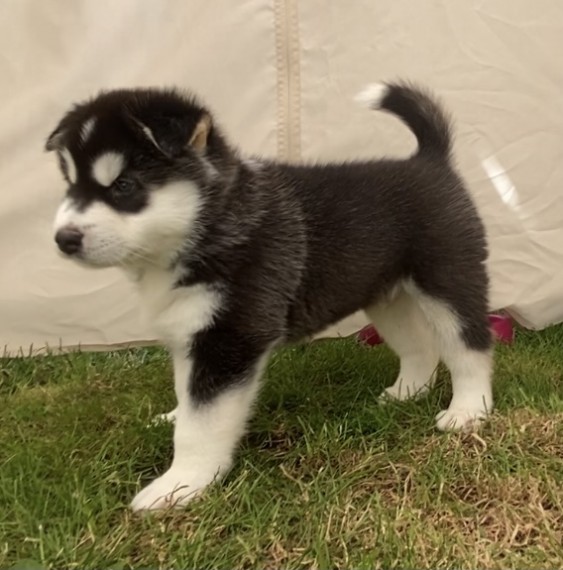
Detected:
left=1, top=0, right=562, bottom=356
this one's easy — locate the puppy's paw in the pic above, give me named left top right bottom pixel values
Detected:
left=148, top=408, right=177, bottom=427
left=131, top=466, right=217, bottom=511
left=378, top=370, right=436, bottom=403
left=435, top=407, right=488, bottom=432
left=378, top=381, right=431, bottom=403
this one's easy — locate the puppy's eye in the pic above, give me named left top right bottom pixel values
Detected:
left=112, top=177, right=135, bottom=198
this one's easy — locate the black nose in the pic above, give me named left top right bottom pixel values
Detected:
left=55, top=227, right=84, bottom=255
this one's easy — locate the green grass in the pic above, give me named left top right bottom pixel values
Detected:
left=1, top=326, right=562, bottom=569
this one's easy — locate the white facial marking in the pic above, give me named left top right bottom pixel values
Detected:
left=53, top=197, right=74, bottom=231
left=53, top=179, right=201, bottom=268
left=80, top=118, right=96, bottom=144
left=92, top=152, right=125, bottom=187
left=60, top=148, right=77, bottom=184
left=53, top=198, right=125, bottom=265
left=139, top=124, right=163, bottom=152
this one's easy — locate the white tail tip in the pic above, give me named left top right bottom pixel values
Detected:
left=354, top=83, right=389, bottom=108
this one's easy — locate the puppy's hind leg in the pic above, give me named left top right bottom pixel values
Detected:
left=405, top=281, right=493, bottom=432
left=365, top=287, right=440, bottom=401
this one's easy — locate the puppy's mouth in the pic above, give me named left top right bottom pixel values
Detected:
left=54, top=245, right=97, bottom=268
left=54, top=227, right=120, bottom=268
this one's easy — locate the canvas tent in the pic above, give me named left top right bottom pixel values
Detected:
left=1, top=0, right=562, bottom=357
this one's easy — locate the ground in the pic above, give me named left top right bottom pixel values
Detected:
left=1, top=326, right=562, bottom=569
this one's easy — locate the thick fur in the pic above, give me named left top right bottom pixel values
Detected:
left=48, top=81, right=493, bottom=510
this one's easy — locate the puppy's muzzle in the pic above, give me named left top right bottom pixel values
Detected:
left=55, top=226, right=84, bottom=256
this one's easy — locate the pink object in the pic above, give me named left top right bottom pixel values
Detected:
left=357, top=313, right=514, bottom=346
left=357, top=324, right=384, bottom=345
left=489, top=313, right=514, bottom=343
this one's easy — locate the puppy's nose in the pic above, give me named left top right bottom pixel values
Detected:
left=55, top=227, right=84, bottom=255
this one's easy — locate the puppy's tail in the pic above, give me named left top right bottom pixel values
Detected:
left=354, top=81, right=453, bottom=161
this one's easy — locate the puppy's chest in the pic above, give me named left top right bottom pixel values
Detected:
left=136, top=269, right=219, bottom=348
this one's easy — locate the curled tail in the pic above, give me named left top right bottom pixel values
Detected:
left=355, top=81, right=453, bottom=160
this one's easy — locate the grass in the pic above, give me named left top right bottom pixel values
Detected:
left=1, top=326, right=562, bottom=570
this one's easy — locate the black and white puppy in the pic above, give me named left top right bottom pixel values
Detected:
left=47, top=82, right=493, bottom=511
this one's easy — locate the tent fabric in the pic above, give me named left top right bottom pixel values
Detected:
left=1, top=0, right=562, bottom=356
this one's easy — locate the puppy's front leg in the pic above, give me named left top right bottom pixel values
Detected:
left=131, top=340, right=269, bottom=512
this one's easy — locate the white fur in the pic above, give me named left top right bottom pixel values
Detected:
left=80, top=118, right=96, bottom=144
left=129, top=262, right=234, bottom=510
left=138, top=123, right=163, bottom=152
left=433, top=349, right=493, bottom=430
left=91, top=152, right=125, bottom=187
left=403, top=280, right=493, bottom=431
left=150, top=408, right=177, bottom=426
left=136, top=269, right=220, bottom=348
left=60, top=148, right=77, bottom=184
left=136, top=264, right=220, bottom=428
left=53, top=180, right=202, bottom=268
left=244, top=157, right=264, bottom=171
left=131, top=377, right=259, bottom=511
left=354, top=83, right=389, bottom=109
left=53, top=197, right=73, bottom=229
left=131, top=347, right=271, bottom=511
left=366, top=287, right=439, bottom=401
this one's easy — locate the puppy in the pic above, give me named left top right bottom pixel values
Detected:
left=47, top=82, right=493, bottom=510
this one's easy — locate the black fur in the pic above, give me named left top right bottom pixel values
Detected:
left=48, top=83, right=492, bottom=406
left=377, top=82, right=453, bottom=160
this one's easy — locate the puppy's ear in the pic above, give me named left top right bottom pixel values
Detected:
left=45, top=125, right=65, bottom=152
left=188, top=114, right=212, bottom=152
left=131, top=111, right=212, bottom=157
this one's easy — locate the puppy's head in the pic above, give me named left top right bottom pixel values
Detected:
left=47, top=88, right=226, bottom=269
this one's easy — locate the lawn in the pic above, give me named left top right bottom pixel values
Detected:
left=1, top=326, right=562, bottom=569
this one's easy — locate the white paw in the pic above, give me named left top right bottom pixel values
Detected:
left=435, top=407, right=488, bottom=432
left=379, top=382, right=431, bottom=402
left=148, top=408, right=177, bottom=427
left=131, top=466, right=218, bottom=511
left=378, top=371, right=436, bottom=403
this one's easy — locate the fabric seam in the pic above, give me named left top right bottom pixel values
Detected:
left=274, top=0, right=301, bottom=161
